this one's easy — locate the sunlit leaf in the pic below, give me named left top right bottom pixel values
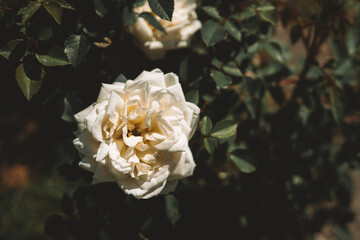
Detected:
left=94, top=0, right=107, bottom=17
left=36, top=47, right=70, bottom=67
left=185, top=89, right=199, bottom=105
left=210, top=120, right=237, bottom=139
left=204, top=137, right=217, bottom=154
left=16, top=63, right=44, bottom=101
left=202, top=6, right=222, bottom=21
left=64, top=34, right=90, bottom=68
left=0, top=39, right=23, bottom=60
left=200, top=116, right=213, bottom=135
left=211, top=70, right=232, bottom=89
left=21, top=1, right=41, bottom=24
left=43, top=2, right=62, bottom=25
left=257, top=4, right=277, bottom=25
left=223, top=62, right=242, bottom=77
left=224, top=20, right=241, bottom=42
left=229, top=149, right=257, bottom=173
left=201, top=20, right=227, bottom=46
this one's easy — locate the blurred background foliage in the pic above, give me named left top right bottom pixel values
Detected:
left=1, top=0, right=360, bottom=239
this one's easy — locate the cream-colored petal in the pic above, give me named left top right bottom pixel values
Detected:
left=74, top=104, right=95, bottom=132
left=96, top=141, right=110, bottom=162
left=129, top=17, right=154, bottom=42
left=164, top=73, right=179, bottom=88
left=92, top=164, right=116, bottom=184
left=107, top=91, right=124, bottom=125
left=122, top=125, right=143, bottom=147
left=134, top=69, right=166, bottom=88
left=73, top=130, right=99, bottom=158
left=169, top=133, right=188, bottom=152
left=90, top=111, right=106, bottom=142
left=185, top=102, right=200, bottom=138
left=168, top=147, right=196, bottom=180
left=97, top=83, right=125, bottom=102
left=118, top=165, right=170, bottom=199
left=78, top=156, right=97, bottom=172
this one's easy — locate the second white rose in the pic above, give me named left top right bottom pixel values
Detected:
left=129, top=0, right=202, bottom=60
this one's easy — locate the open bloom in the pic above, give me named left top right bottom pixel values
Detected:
left=73, top=69, right=200, bottom=199
left=129, top=0, right=201, bottom=60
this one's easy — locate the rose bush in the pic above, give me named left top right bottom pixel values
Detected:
left=129, top=0, right=202, bottom=60
left=73, top=69, right=200, bottom=199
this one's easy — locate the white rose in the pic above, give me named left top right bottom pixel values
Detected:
left=129, top=0, right=202, bottom=60
left=73, top=69, right=200, bottom=199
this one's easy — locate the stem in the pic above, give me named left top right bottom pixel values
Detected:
left=290, top=24, right=327, bottom=104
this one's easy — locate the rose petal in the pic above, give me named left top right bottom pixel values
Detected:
left=73, top=130, right=99, bottom=158
left=78, top=156, right=97, bottom=172
left=168, top=147, right=196, bottom=180
left=92, top=164, right=116, bottom=184
left=96, top=141, right=110, bottom=162
left=107, top=91, right=124, bottom=125
left=74, top=104, right=95, bottom=133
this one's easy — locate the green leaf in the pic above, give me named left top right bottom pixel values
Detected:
left=185, top=89, right=199, bottom=105
left=232, top=5, right=256, bottom=21
left=210, top=120, right=237, bottom=139
left=211, top=70, right=232, bottom=89
left=37, top=24, right=53, bottom=41
left=334, top=225, right=353, bottom=240
left=148, top=0, right=174, bottom=21
left=201, top=20, right=227, bottom=46
left=330, top=86, right=345, bottom=125
left=21, top=1, right=41, bottom=24
left=211, top=58, right=221, bottom=69
left=244, top=96, right=260, bottom=120
left=204, top=137, right=217, bottom=154
left=256, top=4, right=275, bottom=12
left=43, top=2, right=62, bottom=25
left=165, top=194, right=180, bottom=226
left=229, top=149, right=257, bottom=173
left=134, top=0, right=146, bottom=7
left=64, top=34, right=90, bottom=68
left=94, top=0, right=107, bottom=17
left=223, top=62, right=242, bottom=77
left=224, top=20, right=241, bottom=42
left=263, top=42, right=284, bottom=62
left=243, top=77, right=262, bottom=119
left=257, top=4, right=277, bottom=25
left=61, top=92, right=83, bottom=123
left=16, top=63, right=44, bottom=101
left=36, top=47, right=70, bottom=67
left=0, top=39, right=23, bottom=60
left=202, top=6, right=222, bottom=21
left=200, top=116, right=212, bottom=135
left=39, top=0, right=75, bottom=9
left=179, top=56, right=189, bottom=84
left=346, top=26, right=359, bottom=55
left=54, top=0, right=75, bottom=10
left=139, top=12, right=166, bottom=33
left=123, top=6, right=137, bottom=26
